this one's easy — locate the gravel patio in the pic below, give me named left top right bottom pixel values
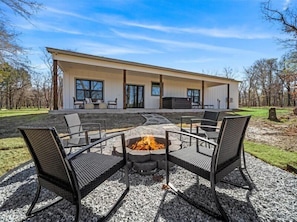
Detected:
left=0, top=114, right=296, bottom=221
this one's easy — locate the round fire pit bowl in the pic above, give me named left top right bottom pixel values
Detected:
left=113, top=136, right=181, bottom=175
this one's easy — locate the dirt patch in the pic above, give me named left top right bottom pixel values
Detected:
left=246, top=116, right=297, bottom=152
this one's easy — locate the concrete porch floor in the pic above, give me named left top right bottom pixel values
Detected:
left=49, top=108, right=231, bottom=115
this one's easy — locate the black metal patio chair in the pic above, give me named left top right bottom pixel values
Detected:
left=165, top=115, right=252, bottom=221
left=180, top=110, right=220, bottom=145
left=64, top=113, right=106, bottom=151
left=18, top=126, right=129, bottom=222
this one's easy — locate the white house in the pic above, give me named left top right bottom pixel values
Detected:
left=47, top=47, right=239, bottom=110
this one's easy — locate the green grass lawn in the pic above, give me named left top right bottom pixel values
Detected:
left=244, top=141, right=297, bottom=170
left=0, top=108, right=49, bottom=117
left=231, top=107, right=291, bottom=118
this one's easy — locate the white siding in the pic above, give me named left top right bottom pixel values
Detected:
left=63, top=67, right=239, bottom=109
left=206, top=82, right=239, bottom=109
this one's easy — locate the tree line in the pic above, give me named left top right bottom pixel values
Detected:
left=239, top=54, right=297, bottom=107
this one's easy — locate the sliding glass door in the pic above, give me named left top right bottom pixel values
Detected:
left=126, top=84, right=144, bottom=108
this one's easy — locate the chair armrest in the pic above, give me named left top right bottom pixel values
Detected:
left=180, top=115, right=198, bottom=129
left=197, top=125, right=220, bottom=130
left=81, top=120, right=107, bottom=130
left=165, top=130, right=217, bottom=149
left=190, top=118, right=217, bottom=123
left=60, top=130, right=87, bottom=138
left=181, top=115, right=197, bottom=119
left=66, top=132, right=126, bottom=160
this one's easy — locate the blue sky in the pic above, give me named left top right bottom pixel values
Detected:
left=8, top=0, right=291, bottom=80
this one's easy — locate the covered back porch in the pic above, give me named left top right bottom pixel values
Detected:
left=47, top=47, right=239, bottom=111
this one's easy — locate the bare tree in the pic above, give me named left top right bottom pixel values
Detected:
left=261, top=0, right=297, bottom=49
left=0, top=0, right=41, bottom=64
left=223, top=67, right=238, bottom=79
left=277, top=53, right=297, bottom=106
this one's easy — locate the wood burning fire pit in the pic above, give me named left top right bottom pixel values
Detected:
left=113, top=135, right=180, bottom=174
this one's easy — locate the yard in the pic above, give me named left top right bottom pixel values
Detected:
left=0, top=107, right=297, bottom=222
left=0, top=107, right=297, bottom=176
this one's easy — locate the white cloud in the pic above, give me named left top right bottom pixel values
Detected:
left=17, top=21, right=83, bottom=35
left=75, top=41, right=162, bottom=56
left=283, top=0, right=291, bottom=10
left=111, top=29, right=254, bottom=54
left=120, top=21, right=273, bottom=39
left=178, top=58, right=218, bottom=64
left=46, top=7, right=97, bottom=22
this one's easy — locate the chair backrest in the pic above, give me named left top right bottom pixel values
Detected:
left=212, top=115, right=250, bottom=173
left=64, top=113, right=83, bottom=138
left=18, top=127, right=76, bottom=192
left=200, top=111, right=220, bottom=131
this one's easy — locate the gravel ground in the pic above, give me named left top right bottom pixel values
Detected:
left=0, top=153, right=296, bottom=221
left=0, top=114, right=296, bottom=221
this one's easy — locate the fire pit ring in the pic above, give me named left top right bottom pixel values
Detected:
left=113, top=135, right=181, bottom=174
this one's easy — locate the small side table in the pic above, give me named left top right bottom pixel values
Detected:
left=93, top=102, right=100, bottom=109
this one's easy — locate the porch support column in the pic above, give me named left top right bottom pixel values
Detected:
left=159, top=75, right=163, bottom=109
left=123, top=69, right=127, bottom=109
left=227, top=84, right=230, bottom=109
left=201, top=80, right=205, bottom=109
left=53, top=59, right=58, bottom=110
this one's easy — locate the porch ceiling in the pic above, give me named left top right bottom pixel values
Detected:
left=58, top=60, right=227, bottom=87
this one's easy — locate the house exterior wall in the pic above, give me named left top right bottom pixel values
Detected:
left=63, top=67, right=123, bottom=109
left=206, top=82, right=239, bottom=109
left=63, top=66, right=238, bottom=109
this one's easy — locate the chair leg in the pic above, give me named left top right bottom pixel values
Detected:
left=102, top=165, right=130, bottom=221
left=26, top=183, right=64, bottom=218
left=165, top=181, right=223, bottom=220
left=26, top=184, right=41, bottom=216
left=74, top=202, right=81, bottom=222
left=241, top=147, right=247, bottom=169
left=211, top=181, right=229, bottom=221
left=165, top=164, right=223, bottom=220
left=239, top=168, right=253, bottom=190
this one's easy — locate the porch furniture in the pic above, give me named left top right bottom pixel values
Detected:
left=108, top=98, right=117, bottom=109
left=84, top=98, right=94, bottom=109
left=191, top=102, right=202, bottom=109
left=165, top=115, right=252, bottom=221
left=204, top=104, right=214, bottom=109
left=162, top=97, right=191, bottom=109
left=73, top=97, right=84, bottom=109
left=99, top=102, right=107, bottom=109
left=64, top=113, right=106, bottom=150
left=18, top=127, right=130, bottom=222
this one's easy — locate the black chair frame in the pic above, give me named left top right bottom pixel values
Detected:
left=19, top=127, right=129, bottom=222
left=165, top=116, right=253, bottom=221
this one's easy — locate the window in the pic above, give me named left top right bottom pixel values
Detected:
left=151, top=82, right=160, bottom=96
left=187, top=89, right=200, bottom=103
left=76, top=79, right=103, bottom=101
